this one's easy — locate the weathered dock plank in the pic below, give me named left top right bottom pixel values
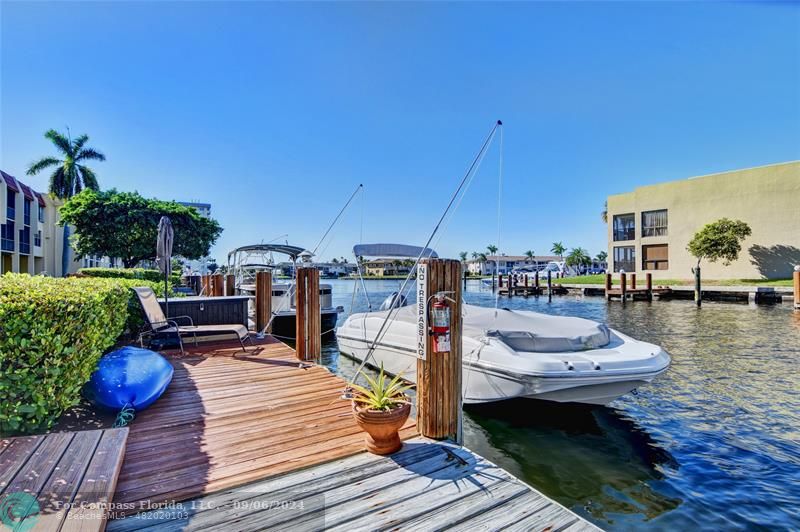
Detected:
left=107, top=437, right=599, bottom=532
left=0, top=428, right=128, bottom=532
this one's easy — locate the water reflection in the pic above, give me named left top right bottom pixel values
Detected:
left=319, top=279, right=800, bottom=530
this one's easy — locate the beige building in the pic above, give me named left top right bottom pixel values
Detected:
left=364, top=259, right=412, bottom=277
left=606, top=161, right=800, bottom=280
left=1, top=170, right=114, bottom=277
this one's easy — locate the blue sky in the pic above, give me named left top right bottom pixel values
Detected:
left=2, top=1, right=798, bottom=264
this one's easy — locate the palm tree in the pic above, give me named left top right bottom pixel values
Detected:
left=551, top=242, right=566, bottom=259
left=471, top=251, right=479, bottom=260
left=524, top=250, right=535, bottom=263
left=566, top=247, right=591, bottom=274
left=459, top=251, right=468, bottom=263
left=331, top=257, right=339, bottom=264
left=595, top=251, right=608, bottom=263
left=601, top=201, right=608, bottom=224
left=486, top=244, right=498, bottom=255
left=27, top=128, right=105, bottom=276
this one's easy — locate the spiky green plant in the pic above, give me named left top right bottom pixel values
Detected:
left=351, top=364, right=413, bottom=411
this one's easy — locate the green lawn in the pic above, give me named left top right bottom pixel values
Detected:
left=552, top=274, right=794, bottom=287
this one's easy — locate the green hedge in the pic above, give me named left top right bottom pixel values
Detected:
left=79, top=267, right=181, bottom=285
left=0, top=274, right=132, bottom=435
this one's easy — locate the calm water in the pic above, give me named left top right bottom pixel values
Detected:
left=319, top=279, right=800, bottom=530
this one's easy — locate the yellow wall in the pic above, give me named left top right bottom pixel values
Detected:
left=607, top=161, right=800, bottom=280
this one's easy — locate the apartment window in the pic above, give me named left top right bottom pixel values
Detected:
left=34, top=230, right=42, bottom=247
left=6, top=190, right=16, bottom=220
left=612, top=213, right=635, bottom=241
left=642, top=244, right=669, bottom=270
left=613, top=246, right=635, bottom=273
left=1, top=221, right=14, bottom=252
left=642, top=209, right=668, bottom=237
left=37, top=204, right=44, bottom=223
left=23, top=199, right=31, bottom=226
left=19, top=226, right=30, bottom=255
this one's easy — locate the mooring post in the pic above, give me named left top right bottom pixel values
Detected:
left=547, top=270, right=552, bottom=302
left=646, top=273, right=653, bottom=301
left=620, top=272, right=627, bottom=303
left=498, top=274, right=503, bottom=290
left=201, top=275, right=210, bottom=296
left=417, top=258, right=462, bottom=442
left=630, top=273, right=637, bottom=290
left=255, top=271, right=272, bottom=334
left=296, top=266, right=321, bottom=362
left=225, top=274, right=235, bottom=296
left=793, top=265, right=800, bottom=310
left=463, top=269, right=467, bottom=289
left=605, top=273, right=612, bottom=301
left=694, top=266, right=702, bottom=307
left=212, top=274, right=224, bottom=297
left=535, top=271, right=540, bottom=290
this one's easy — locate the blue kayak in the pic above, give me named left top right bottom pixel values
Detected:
left=83, top=346, right=174, bottom=411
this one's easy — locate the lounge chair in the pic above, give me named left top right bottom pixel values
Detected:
left=133, top=287, right=251, bottom=353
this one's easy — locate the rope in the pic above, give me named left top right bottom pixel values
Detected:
left=344, top=120, right=503, bottom=391
left=113, top=403, right=136, bottom=427
left=312, top=184, right=363, bottom=257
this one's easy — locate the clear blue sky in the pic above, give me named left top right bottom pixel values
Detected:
left=2, top=1, right=798, bottom=264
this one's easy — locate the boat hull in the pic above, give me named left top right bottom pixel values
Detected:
left=336, top=305, right=670, bottom=406
left=271, top=310, right=340, bottom=340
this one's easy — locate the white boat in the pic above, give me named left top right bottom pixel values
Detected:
left=227, top=244, right=341, bottom=338
left=337, top=244, right=670, bottom=405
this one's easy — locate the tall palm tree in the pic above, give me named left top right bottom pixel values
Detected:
left=566, top=247, right=591, bottom=274
left=471, top=251, right=479, bottom=260
left=601, top=201, right=608, bottom=224
left=27, top=129, right=105, bottom=276
left=524, top=250, right=535, bottom=263
left=551, top=242, right=566, bottom=259
left=459, top=251, right=468, bottom=263
left=595, top=251, right=608, bottom=263
left=486, top=244, right=498, bottom=255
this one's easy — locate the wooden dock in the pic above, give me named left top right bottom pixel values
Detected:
left=112, top=336, right=417, bottom=514
left=107, top=437, right=599, bottom=532
left=0, top=428, right=128, bottom=531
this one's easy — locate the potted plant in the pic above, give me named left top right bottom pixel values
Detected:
left=351, top=365, right=412, bottom=455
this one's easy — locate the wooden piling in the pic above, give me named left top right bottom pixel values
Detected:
left=225, top=274, right=235, bottom=296
left=201, top=275, right=210, bottom=296
left=630, top=273, right=637, bottom=290
left=646, top=273, right=653, bottom=301
left=296, top=267, right=321, bottom=362
left=794, top=267, right=800, bottom=309
left=620, top=272, right=627, bottom=302
left=212, top=274, right=224, bottom=297
left=498, top=274, right=503, bottom=289
left=534, top=271, right=540, bottom=289
left=605, top=273, right=613, bottom=301
left=547, top=270, right=552, bottom=302
left=255, top=271, right=272, bottom=333
left=417, top=258, right=462, bottom=442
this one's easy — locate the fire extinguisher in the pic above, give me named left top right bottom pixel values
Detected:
left=430, top=293, right=451, bottom=353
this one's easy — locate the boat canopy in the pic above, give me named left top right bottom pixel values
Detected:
left=227, top=244, right=309, bottom=261
left=353, top=243, right=438, bottom=259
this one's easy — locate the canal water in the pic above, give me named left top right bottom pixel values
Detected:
left=320, top=279, right=800, bottom=530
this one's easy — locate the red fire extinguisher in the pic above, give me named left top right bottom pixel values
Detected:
left=430, top=293, right=451, bottom=353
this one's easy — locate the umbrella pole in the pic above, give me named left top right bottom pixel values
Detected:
left=164, top=259, right=170, bottom=318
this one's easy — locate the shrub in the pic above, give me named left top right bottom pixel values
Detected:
left=79, top=267, right=181, bottom=285
left=0, top=274, right=131, bottom=434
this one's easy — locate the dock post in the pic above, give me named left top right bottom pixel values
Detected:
left=646, top=273, right=653, bottom=301
left=201, top=275, right=210, bottom=296
left=535, top=271, right=540, bottom=290
left=417, top=258, right=462, bottom=442
left=255, top=271, right=272, bottom=334
left=694, top=266, right=702, bottom=307
left=605, top=273, right=612, bottom=301
left=296, top=266, right=321, bottom=362
left=630, top=273, right=636, bottom=290
left=463, top=269, right=467, bottom=289
left=498, top=274, right=503, bottom=291
left=225, top=274, right=235, bottom=296
left=794, top=266, right=800, bottom=310
left=212, top=274, right=224, bottom=297
left=547, top=270, right=552, bottom=302
left=620, top=272, right=627, bottom=303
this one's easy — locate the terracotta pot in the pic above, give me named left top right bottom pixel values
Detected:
left=352, top=400, right=411, bottom=455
